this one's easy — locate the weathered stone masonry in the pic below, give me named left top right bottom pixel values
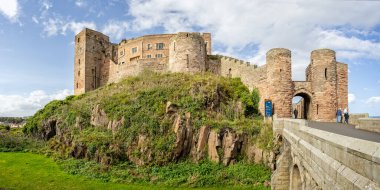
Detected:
left=74, top=28, right=348, bottom=122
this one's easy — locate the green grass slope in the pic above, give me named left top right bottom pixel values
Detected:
left=0, top=152, right=268, bottom=190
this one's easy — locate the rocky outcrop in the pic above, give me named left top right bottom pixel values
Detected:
left=173, top=113, right=193, bottom=159
left=221, top=129, right=244, bottom=166
left=90, top=104, right=124, bottom=133
left=41, top=119, right=57, bottom=140
left=91, top=104, right=109, bottom=127
left=207, top=130, right=220, bottom=163
left=191, top=126, right=210, bottom=162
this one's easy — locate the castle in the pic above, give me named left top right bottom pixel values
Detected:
left=74, top=28, right=348, bottom=122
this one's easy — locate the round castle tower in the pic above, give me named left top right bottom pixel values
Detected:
left=266, top=48, right=293, bottom=118
left=168, top=32, right=207, bottom=73
left=309, top=49, right=338, bottom=121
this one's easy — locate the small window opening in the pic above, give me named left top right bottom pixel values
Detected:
left=76, top=83, right=78, bottom=88
left=186, top=33, right=189, bottom=37
left=78, top=71, right=80, bottom=76
left=77, top=37, right=80, bottom=43
left=186, top=54, right=189, bottom=68
left=78, top=59, right=80, bottom=65
left=324, top=68, right=327, bottom=80
left=317, top=104, right=319, bottom=115
left=173, top=42, right=176, bottom=51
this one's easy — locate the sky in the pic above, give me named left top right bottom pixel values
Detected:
left=0, top=0, right=379, bottom=117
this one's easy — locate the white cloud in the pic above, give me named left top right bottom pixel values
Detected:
left=75, top=0, right=86, bottom=7
left=121, top=0, right=380, bottom=80
left=41, top=0, right=52, bottom=10
left=348, top=93, right=356, bottom=104
left=42, top=18, right=96, bottom=36
left=102, top=20, right=129, bottom=40
left=0, top=89, right=73, bottom=117
left=0, top=0, right=19, bottom=21
left=366, top=96, right=380, bottom=105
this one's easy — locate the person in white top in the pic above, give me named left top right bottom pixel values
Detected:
left=343, top=108, right=349, bottom=124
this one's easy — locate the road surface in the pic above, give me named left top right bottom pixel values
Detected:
left=307, top=121, right=380, bottom=143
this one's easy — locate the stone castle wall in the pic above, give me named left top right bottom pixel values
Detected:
left=74, top=29, right=348, bottom=122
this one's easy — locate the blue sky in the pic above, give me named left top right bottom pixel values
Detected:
left=0, top=0, right=379, bottom=116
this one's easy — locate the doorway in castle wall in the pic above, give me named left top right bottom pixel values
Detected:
left=292, top=92, right=312, bottom=120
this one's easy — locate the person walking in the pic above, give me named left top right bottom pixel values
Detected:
left=294, top=109, right=298, bottom=119
left=336, top=108, right=342, bottom=123
left=344, top=108, right=349, bottom=124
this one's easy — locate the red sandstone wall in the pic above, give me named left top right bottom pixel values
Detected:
left=266, top=48, right=293, bottom=118
left=309, top=49, right=338, bottom=121
left=337, top=62, right=348, bottom=111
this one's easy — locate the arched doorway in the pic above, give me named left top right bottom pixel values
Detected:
left=291, top=165, right=302, bottom=190
left=292, top=92, right=312, bottom=119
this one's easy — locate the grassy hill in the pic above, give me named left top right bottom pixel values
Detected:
left=6, top=71, right=276, bottom=188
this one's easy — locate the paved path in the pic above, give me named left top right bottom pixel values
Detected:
left=307, top=121, right=380, bottom=143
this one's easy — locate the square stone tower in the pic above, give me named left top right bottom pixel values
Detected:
left=74, top=28, right=110, bottom=95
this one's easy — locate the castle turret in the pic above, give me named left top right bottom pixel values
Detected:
left=309, top=49, right=338, bottom=121
left=74, top=28, right=109, bottom=95
left=266, top=48, right=293, bottom=118
left=168, top=32, right=207, bottom=73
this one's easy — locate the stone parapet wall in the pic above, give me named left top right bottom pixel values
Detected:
left=350, top=113, right=369, bottom=126
left=272, top=118, right=380, bottom=189
left=356, top=118, right=380, bottom=133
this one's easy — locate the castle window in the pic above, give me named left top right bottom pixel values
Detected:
left=132, top=47, right=137, bottom=54
left=156, top=43, right=164, bottom=50
left=76, top=83, right=78, bottom=88
left=317, top=104, right=319, bottom=115
left=78, top=59, right=80, bottom=65
left=78, top=71, right=80, bottom=76
left=147, top=55, right=152, bottom=58
left=155, top=54, right=163, bottom=58
left=324, top=68, right=327, bottom=80
left=147, top=44, right=152, bottom=50
left=186, top=54, right=189, bottom=68
left=228, top=68, right=232, bottom=77
left=173, top=42, right=176, bottom=51
left=77, top=37, right=80, bottom=43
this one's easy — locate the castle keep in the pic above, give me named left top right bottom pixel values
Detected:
left=74, top=28, right=348, bottom=122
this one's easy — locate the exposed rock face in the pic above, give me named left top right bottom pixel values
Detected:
left=207, top=130, right=220, bottom=163
left=41, top=119, right=57, bottom=140
left=107, top=117, right=124, bottom=133
left=173, top=113, right=193, bottom=159
left=222, top=129, right=244, bottom=166
left=166, top=101, right=179, bottom=115
left=90, top=104, right=124, bottom=133
left=91, top=104, right=109, bottom=127
left=192, top=126, right=210, bottom=162
left=42, top=102, right=278, bottom=168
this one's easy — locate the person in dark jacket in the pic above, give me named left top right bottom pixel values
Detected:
left=344, top=108, right=349, bottom=124
left=293, top=109, right=298, bottom=119
left=336, top=108, right=342, bottom=123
